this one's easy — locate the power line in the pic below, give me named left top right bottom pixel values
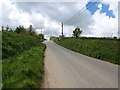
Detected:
left=63, top=6, right=87, bottom=24
left=64, top=2, right=95, bottom=24
left=63, top=1, right=99, bottom=24
left=61, top=1, right=100, bottom=37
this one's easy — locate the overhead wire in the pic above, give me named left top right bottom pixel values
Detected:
left=63, top=0, right=100, bottom=24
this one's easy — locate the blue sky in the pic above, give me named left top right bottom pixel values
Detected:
left=86, top=1, right=115, bottom=18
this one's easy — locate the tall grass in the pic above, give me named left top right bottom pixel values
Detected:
left=56, top=37, right=119, bottom=65
left=2, top=43, right=46, bottom=88
left=2, top=31, right=46, bottom=88
left=2, top=31, right=40, bottom=59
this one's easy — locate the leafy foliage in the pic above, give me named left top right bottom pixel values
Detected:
left=38, top=34, right=44, bottom=40
left=73, top=27, right=82, bottom=38
left=15, top=26, right=26, bottom=34
left=28, top=25, right=37, bottom=36
left=50, top=36, right=59, bottom=41
left=29, top=25, right=33, bottom=34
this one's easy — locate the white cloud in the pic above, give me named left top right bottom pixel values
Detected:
left=89, top=9, right=118, bottom=37
left=80, top=0, right=118, bottom=37
left=97, top=3, right=102, bottom=9
left=101, top=0, right=118, bottom=17
left=1, top=0, right=32, bottom=28
left=0, top=0, right=118, bottom=38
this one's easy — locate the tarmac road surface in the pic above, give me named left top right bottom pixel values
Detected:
left=43, top=41, right=118, bottom=88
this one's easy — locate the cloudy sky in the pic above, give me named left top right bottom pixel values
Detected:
left=0, top=0, right=119, bottom=39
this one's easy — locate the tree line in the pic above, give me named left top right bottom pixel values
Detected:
left=1, top=25, right=45, bottom=41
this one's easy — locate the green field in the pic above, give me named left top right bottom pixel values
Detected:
left=2, top=31, right=46, bottom=88
left=56, top=37, right=119, bottom=65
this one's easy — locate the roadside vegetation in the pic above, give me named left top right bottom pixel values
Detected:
left=2, top=31, right=40, bottom=59
left=54, top=27, right=119, bottom=65
left=50, top=36, right=57, bottom=41
left=2, top=43, right=46, bottom=88
left=2, top=25, right=46, bottom=88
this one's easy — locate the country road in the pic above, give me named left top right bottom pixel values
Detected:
left=43, top=41, right=118, bottom=88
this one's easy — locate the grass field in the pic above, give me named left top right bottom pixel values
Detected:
left=2, top=31, right=46, bottom=88
left=56, top=37, right=119, bottom=65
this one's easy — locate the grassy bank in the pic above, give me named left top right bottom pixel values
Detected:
left=2, top=31, right=40, bottom=59
left=2, top=31, right=46, bottom=88
left=56, top=37, right=119, bottom=65
left=2, top=43, right=46, bottom=88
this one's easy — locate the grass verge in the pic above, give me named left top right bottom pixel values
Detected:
left=2, top=43, right=46, bottom=88
left=56, top=37, right=119, bottom=65
left=2, top=31, right=40, bottom=59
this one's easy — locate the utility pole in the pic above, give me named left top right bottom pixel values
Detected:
left=61, top=22, right=63, bottom=36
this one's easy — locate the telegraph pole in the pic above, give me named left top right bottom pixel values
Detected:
left=61, top=22, right=63, bottom=36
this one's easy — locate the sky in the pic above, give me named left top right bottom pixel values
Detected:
left=0, top=0, right=119, bottom=39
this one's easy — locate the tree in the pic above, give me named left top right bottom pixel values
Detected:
left=113, top=36, right=117, bottom=39
left=6, top=25, right=9, bottom=31
left=28, top=25, right=36, bottom=35
left=2, top=25, right=4, bottom=31
left=9, top=28, right=13, bottom=32
left=29, top=25, right=33, bottom=35
left=38, top=34, right=44, bottom=40
left=50, top=36, right=57, bottom=41
left=15, top=26, right=26, bottom=33
left=1, top=25, right=4, bottom=31
left=73, top=27, right=82, bottom=38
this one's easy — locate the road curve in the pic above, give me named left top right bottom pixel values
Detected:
left=43, top=41, right=118, bottom=88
